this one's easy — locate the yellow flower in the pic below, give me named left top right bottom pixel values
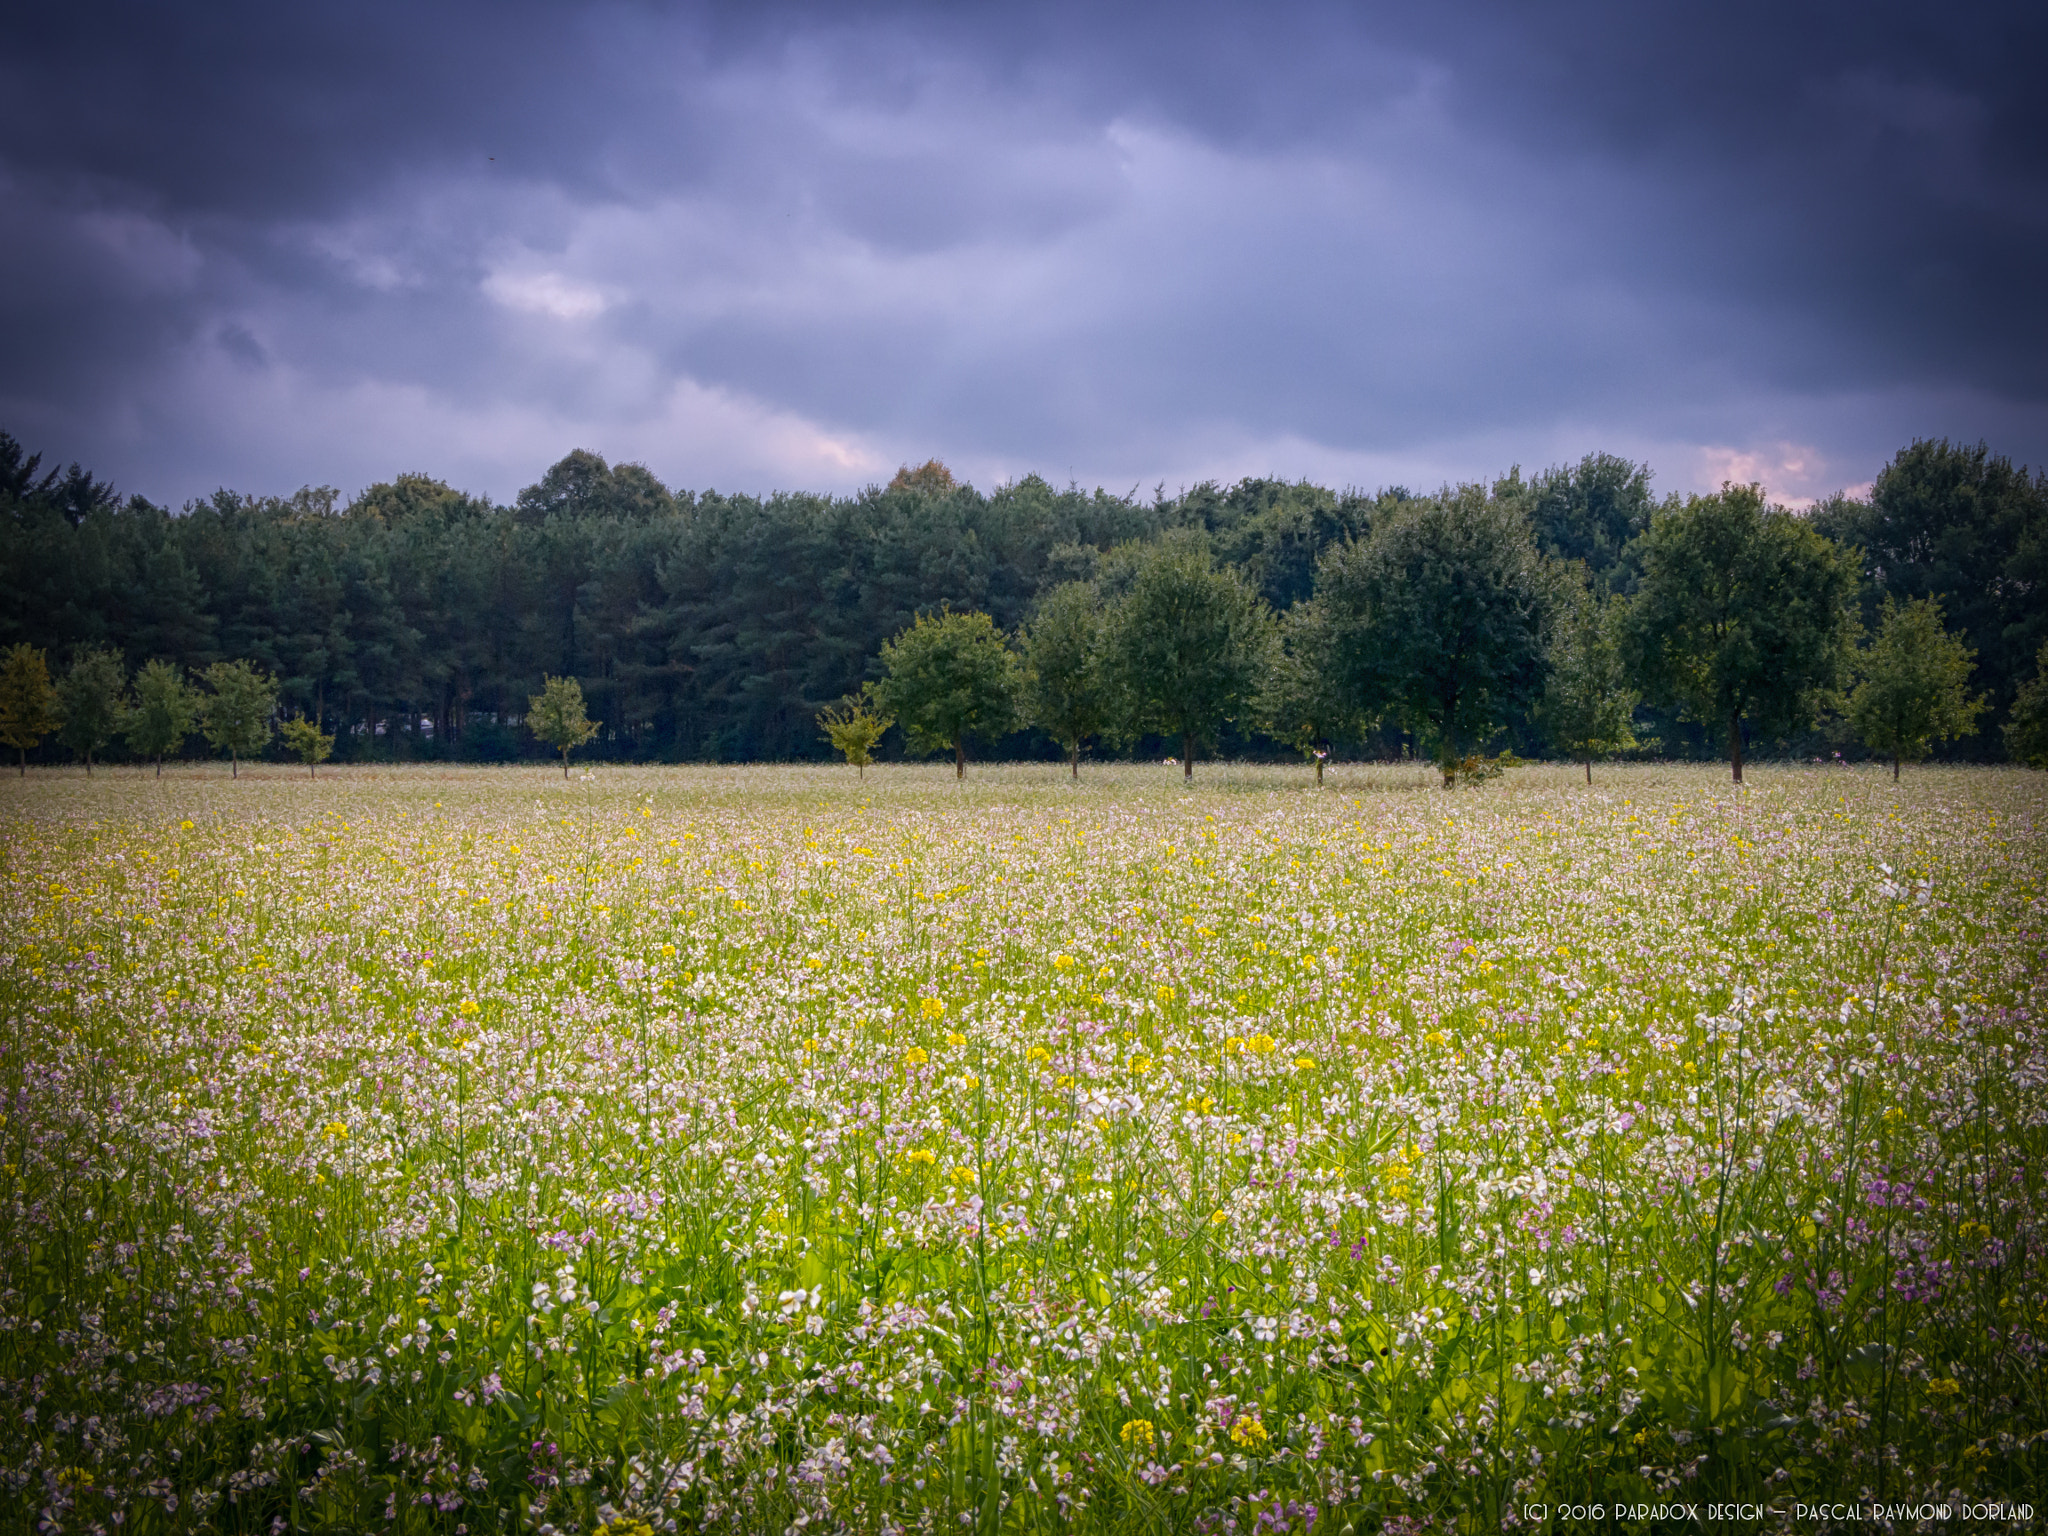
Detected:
left=323, top=1121, right=348, bottom=1141
left=1155, top=985, right=1175, bottom=1003
left=920, top=997, right=946, bottom=1020
left=1053, top=954, right=1076, bottom=971
left=1211, top=1209, right=1229, bottom=1225
left=950, top=1165, right=977, bottom=1186
left=1119, top=1418, right=1155, bottom=1451
left=1927, top=1377, right=1961, bottom=1396
left=1026, top=1045, right=1051, bottom=1064
left=458, top=998, right=480, bottom=1016
left=1247, top=1033, right=1277, bottom=1055
left=946, top=1031, right=967, bottom=1048
left=904, top=1046, right=929, bottom=1067
left=179, top=819, right=194, bottom=831
left=905, top=1148, right=936, bottom=1166
left=1229, top=1412, right=1269, bottom=1451
left=1293, top=1055, right=1316, bottom=1071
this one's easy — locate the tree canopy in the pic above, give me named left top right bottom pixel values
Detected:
left=1019, top=581, right=1107, bottom=779
left=1098, top=531, right=1272, bottom=780
left=1623, top=483, right=1859, bottom=782
left=127, top=659, right=197, bottom=776
left=528, top=675, right=601, bottom=777
left=200, top=658, right=278, bottom=776
left=872, top=609, right=1018, bottom=778
left=0, top=643, right=56, bottom=775
left=54, top=648, right=126, bottom=774
left=1320, top=484, right=1551, bottom=785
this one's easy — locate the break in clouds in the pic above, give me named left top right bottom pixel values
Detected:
left=1, top=0, right=2044, bottom=508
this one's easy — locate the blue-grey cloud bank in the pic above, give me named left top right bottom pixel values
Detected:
left=3, top=0, right=2044, bottom=508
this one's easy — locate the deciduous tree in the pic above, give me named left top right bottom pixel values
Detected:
left=2007, top=642, right=2048, bottom=768
left=1622, top=484, right=1859, bottom=782
left=1540, top=576, right=1638, bottom=784
left=126, top=659, right=197, bottom=777
left=200, top=659, right=278, bottom=777
left=816, top=692, right=893, bottom=778
left=529, top=674, right=601, bottom=777
left=1846, top=597, right=1985, bottom=780
left=54, top=647, right=126, bottom=775
left=280, top=714, right=334, bottom=777
left=1258, top=599, right=1352, bottom=786
left=0, top=643, right=57, bottom=774
left=1019, top=581, right=1106, bottom=779
left=1099, top=531, right=1273, bottom=781
left=872, top=610, right=1017, bottom=778
left=1319, top=484, right=1551, bottom=787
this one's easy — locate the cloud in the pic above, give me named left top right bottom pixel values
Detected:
left=1, top=0, right=2043, bottom=506
left=481, top=269, right=610, bottom=321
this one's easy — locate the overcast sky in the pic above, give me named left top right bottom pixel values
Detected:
left=3, top=0, right=2044, bottom=509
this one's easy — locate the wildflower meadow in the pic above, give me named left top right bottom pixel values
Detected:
left=1, top=761, right=2043, bottom=1533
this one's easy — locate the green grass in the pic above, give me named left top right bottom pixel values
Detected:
left=1, top=760, right=2044, bottom=1533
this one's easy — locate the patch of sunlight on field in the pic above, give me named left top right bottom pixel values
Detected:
left=2, top=760, right=2044, bottom=1532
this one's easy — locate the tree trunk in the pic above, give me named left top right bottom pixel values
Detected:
left=562, top=749, right=570, bottom=779
left=155, top=755, right=163, bottom=779
left=1892, top=755, right=1900, bottom=782
left=231, top=751, right=238, bottom=779
left=955, top=740, right=966, bottom=780
left=85, top=751, right=93, bottom=777
left=1314, top=755, right=1324, bottom=787
left=1182, top=732, right=1194, bottom=781
left=1730, top=710, right=1744, bottom=783
left=1069, top=744, right=1079, bottom=781
left=1584, top=759, right=1592, bottom=785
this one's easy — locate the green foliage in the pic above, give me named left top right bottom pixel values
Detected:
left=1846, top=597, right=1985, bottom=780
left=0, top=642, right=56, bottom=773
left=125, top=658, right=197, bottom=776
left=2001, top=641, right=2048, bottom=768
left=1622, top=483, right=1859, bottom=781
left=529, top=674, right=601, bottom=777
left=1523, top=452, right=1655, bottom=593
left=1319, top=483, right=1551, bottom=786
left=816, top=692, right=893, bottom=777
left=200, top=658, right=278, bottom=777
left=279, top=714, right=334, bottom=776
left=53, top=647, right=126, bottom=773
left=1859, top=439, right=2047, bottom=737
left=1098, top=530, right=1274, bottom=780
left=4, top=429, right=2040, bottom=769
left=872, top=609, right=1018, bottom=778
left=1540, top=575, right=1638, bottom=782
left=1019, top=581, right=1106, bottom=778
left=1257, top=598, right=1352, bottom=784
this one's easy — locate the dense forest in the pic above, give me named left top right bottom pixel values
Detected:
left=1, top=431, right=2042, bottom=767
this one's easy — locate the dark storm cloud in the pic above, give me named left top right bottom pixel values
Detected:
left=1, top=0, right=2043, bottom=506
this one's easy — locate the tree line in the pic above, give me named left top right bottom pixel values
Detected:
left=1, top=433, right=2043, bottom=777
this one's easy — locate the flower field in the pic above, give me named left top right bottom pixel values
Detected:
left=2, top=762, right=2044, bottom=1533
